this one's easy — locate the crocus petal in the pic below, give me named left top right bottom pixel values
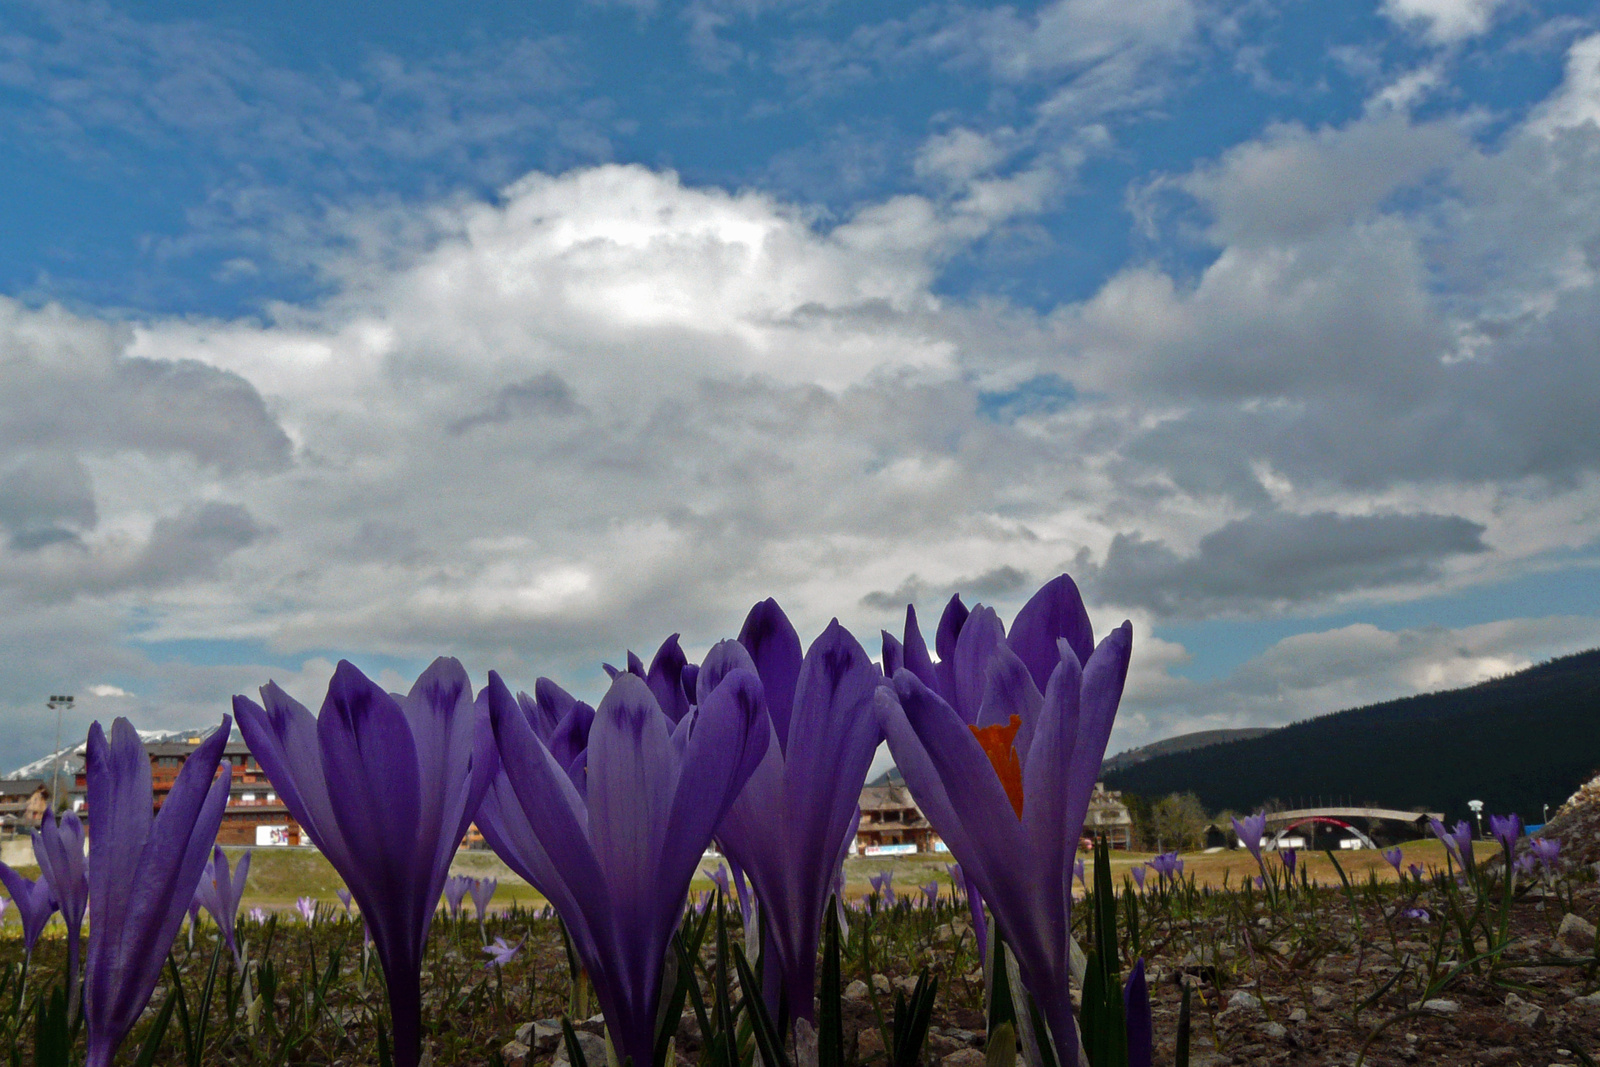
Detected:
left=317, top=663, right=425, bottom=932
left=932, top=594, right=969, bottom=701
left=535, top=676, right=580, bottom=736
left=1006, top=574, right=1096, bottom=695
left=951, top=606, right=1006, bottom=724
left=400, top=658, right=480, bottom=914
left=587, top=674, right=680, bottom=922
left=975, top=643, right=1044, bottom=761
left=647, top=635, right=693, bottom=724
left=235, top=685, right=355, bottom=873
left=738, top=598, right=803, bottom=752
left=900, top=604, right=940, bottom=692
left=1019, top=650, right=1083, bottom=918
left=881, top=672, right=1026, bottom=897
left=881, top=631, right=904, bottom=677
left=698, top=639, right=759, bottom=704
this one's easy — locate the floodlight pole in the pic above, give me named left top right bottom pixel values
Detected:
left=46, top=694, right=74, bottom=814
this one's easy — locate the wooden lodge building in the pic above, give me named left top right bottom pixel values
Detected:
left=63, top=735, right=304, bottom=847
left=854, top=774, right=1135, bottom=855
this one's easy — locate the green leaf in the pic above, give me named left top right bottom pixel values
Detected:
left=131, top=989, right=179, bottom=1067
left=819, top=899, right=843, bottom=1067
left=561, top=1017, right=592, bottom=1067
left=733, top=944, right=791, bottom=1067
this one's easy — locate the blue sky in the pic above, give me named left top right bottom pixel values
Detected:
left=1, top=0, right=1599, bottom=771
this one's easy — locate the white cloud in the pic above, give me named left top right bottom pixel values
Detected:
left=1380, top=0, right=1508, bottom=45
left=2, top=29, right=1600, bottom=773
left=86, top=684, right=131, bottom=698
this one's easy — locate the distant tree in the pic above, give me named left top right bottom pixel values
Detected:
left=1148, top=792, right=1208, bottom=852
left=1123, top=793, right=1154, bottom=850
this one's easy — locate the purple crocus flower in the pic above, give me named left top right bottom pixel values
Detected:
left=483, top=935, right=525, bottom=969
left=234, top=658, right=496, bottom=1067
left=249, top=907, right=268, bottom=924
left=706, top=864, right=731, bottom=898
left=1123, top=958, right=1152, bottom=1067
left=1073, top=857, right=1086, bottom=888
left=1382, top=847, right=1403, bottom=873
left=712, top=610, right=884, bottom=1029
left=479, top=664, right=766, bottom=1067
left=881, top=573, right=1132, bottom=1067
left=1131, top=865, right=1146, bottom=890
left=1531, top=836, right=1561, bottom=872
left=1148, top=851, right=1183, bottom=881
left=1232, top=812, right=1267, bottom=868
left=1488, top=813, right=1522, bottom=855
left=194, top=846, right=251, bottom=967
left=337, top=888, right=354, bottom=917
left=443, top=874, right=472, bottom=921
left=84, top=718, right=232, bottom=1067
left=297, top=897, right=317, bottom=924
left=34, top=809, right=88, bottom=1004
left=470, top=877, right=498, bottom=923
left=1280, top=848, right=1297, bottom=877
left=1407, top=863, right=1424, bottom=880
left=921, top=882, right=939, bottom=908
left=869, top=870, right=895, bottom=906
left=1430, top=819, right=1476, bottom=872
left=0, top=863, right=56, bottom=960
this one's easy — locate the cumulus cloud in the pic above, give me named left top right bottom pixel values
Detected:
left=1084, top=510, right=1489, bottom=618
left=1, top=22, right=1599, bottom=772
left=1380, top=0, right=1509, bottom=45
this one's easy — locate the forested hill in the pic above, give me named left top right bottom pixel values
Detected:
left=1103, top=648, right=1600, bottom=826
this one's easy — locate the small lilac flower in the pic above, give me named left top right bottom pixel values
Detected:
left=337, top=888, right=354, bottom=917
left=235, top=658, right=496, bottom=1067
left=1232, top=812, right=1267, bottom=868
left=1514, top=853, right=1538, bottom=877
left=443, top=874, right=472, bottom=921
left=706, top=864, right=730, bottom=898
left=1430, top=818, right=1475, bottom=871
left=1407, top=863, right=1424, bottom=880
left=921, top=882, right=939, bottom=908
left=84, top=718, right=232, bottom=1067
left=483, top=935, right=524, bottom=969
left=869, top=870, right=895, bottom=906
left=193, top=846, right=251, bottom=967
left=1531, top=836, right=1561, bottom=872
left=1402, top=907, right=1431, bottom=923
left=1279, top=848, right=1297, bottom=877
left=1488, top=813, right=1522, bottom=855
left=1074, top=857, right=1086, bottom=888
left=1382, top=847, right=1403, bottom=873
left=296, top=896, right=316, bottom=924
left=470, top=877, right=498, bottom=933
left=1148, top=851, right=1183, bottom=881
left=249, top=907, right=268, bottom=924
left=0, top=864, right=56, bottom=960
left=1131, top=865, right=1146, bottom=890
left=34, top=809, right=88, bottom=1003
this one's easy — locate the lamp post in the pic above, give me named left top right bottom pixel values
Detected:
left=1468, top=799, right=1484, bottom=839
left=46, top=694, right=73, bottom=813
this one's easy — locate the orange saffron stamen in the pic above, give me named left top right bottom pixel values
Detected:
left=970, top=715, right=1024, bottom=818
